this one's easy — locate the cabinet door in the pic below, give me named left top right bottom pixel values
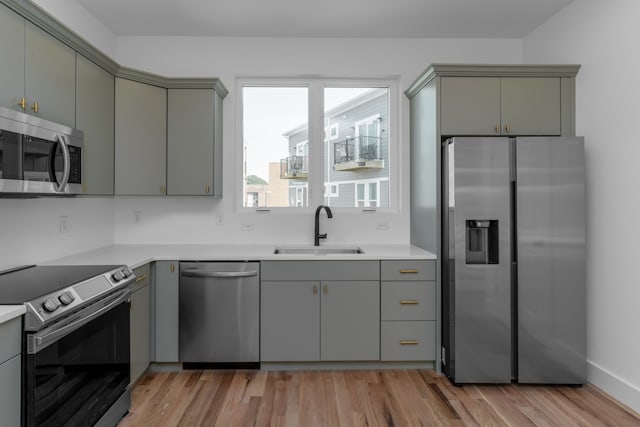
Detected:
left=76, top=55, right=114, bottom=195
left=153, top=261, right=179, bottom=362
left=0, top=3, right=25, bottom=112
left=115, top=78, right=167, bottom=195
left=167, top=89, right=214, bottom=195
left=320, top=281, right=380, bottom=361
left=25, top=22, right=76, bottom=127
left=130, top=283, right=150, bottom=383
left=0, top=355, right=21, bottom=427
left=261, top=281, right=320, bottom=361
left=440, top=77, right=501, bottom=136
left=501, top=77, right=561, bottom=135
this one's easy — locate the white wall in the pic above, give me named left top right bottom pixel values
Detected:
left=0, top=198, right=115, bottom=271
left=112, top=37, right=522, bottom=245
left=524, top=0, right=640, bottom=412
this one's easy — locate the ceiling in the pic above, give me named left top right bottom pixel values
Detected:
left=75, top=0, right=574, bottom=39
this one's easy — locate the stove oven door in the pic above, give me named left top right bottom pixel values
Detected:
left=24, top=292, right=131, bottom=427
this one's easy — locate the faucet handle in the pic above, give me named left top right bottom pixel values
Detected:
left=318, top=233, right=327, bottom=240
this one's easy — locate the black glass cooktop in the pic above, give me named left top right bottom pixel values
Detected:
left=0, top=265, right=121, bottom=304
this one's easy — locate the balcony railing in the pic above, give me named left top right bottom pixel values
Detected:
left=334, top=136, right=384, bottom=171
left=280, top=155, right=308, bottom=179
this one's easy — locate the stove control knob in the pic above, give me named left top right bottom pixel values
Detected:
left=122, top=269, right=132, bottom=278
left=111, top=270, right=125, bottom=282
left=58, top=291, right=75, bottom=306
left=43, top=298, right=61, bottom=313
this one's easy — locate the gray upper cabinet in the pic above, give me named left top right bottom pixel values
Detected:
left=0, top=2, right=25, bottom=112
left=440, top=75, right=562, bottom=136
left=76, top=55, right=115, bottom=195
left=0, top=6, right=75, bottom=127
left=167, top=89, right=218, bottom=196
left=115, top=78, right=167, bottom=195
left=25, top=22, right=76, bottom=127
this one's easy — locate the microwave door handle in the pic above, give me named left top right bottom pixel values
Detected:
left=54, top=134, right=71, bottom=192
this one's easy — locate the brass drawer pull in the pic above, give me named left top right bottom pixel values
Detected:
left=400, top=340, right=419, bottom=345
left=170, top=264, right=175, bottom=273
left=399, top=269, right=419, bottom=274
left=400, top=300, right=419, bottom=305
left=134, top=274, right=148, bottom=283
left=313, top=285, right=318, bottom=295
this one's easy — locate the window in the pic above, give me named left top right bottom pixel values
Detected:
left=239, top=79, right=396, bottom=210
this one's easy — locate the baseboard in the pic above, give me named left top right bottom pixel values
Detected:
left=588, top=360, right=640, bottom=414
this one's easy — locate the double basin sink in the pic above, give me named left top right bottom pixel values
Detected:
left=273, top=246, right=364, bottom=255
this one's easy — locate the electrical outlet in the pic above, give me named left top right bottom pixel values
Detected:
left=133, top=211, right=142, bottom=224
left=216, top=213, right=224, bottom=225
left=59, top=216, right=69, bottom=233
left=241, top=223, right=254, bottom=231
left=376, top=222, right=389, bottom=230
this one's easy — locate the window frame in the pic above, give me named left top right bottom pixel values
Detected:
left=236, top=77, right=399, bottom=213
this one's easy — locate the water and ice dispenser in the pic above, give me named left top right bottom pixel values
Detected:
left=465, top=220, right=499, bottom=264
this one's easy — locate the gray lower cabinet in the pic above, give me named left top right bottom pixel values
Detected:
left=115, top=78, right=167, bottom=195
left=380, top=260, right=436, bottom=361
left=152, top=261, right=179, bottom=362
left=130, top=264, right=151, bottom=383
left=0, top=317, right=22, bottom=427
left=167, top=88, right=221, bottom=196
left=76, top=54, right=115, bottom=195
left=260, top=261, right=380, bottom=362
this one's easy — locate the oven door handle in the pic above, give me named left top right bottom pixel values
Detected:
left=32, top=288, right=130, bottom=354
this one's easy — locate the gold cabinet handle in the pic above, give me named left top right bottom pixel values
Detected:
left=399, top=269, right=418, bottom=274
left=17, top=97, right=26, bottom=110
left=313, top=285, right=318, bottom=295
left=31, top=101, right=39, bottom=113
left=205, top=184, right=211, bottom=194
left=495, top=123, right=500, bottom=133
left=400, top=300, right=419, bottom=305
left=170, top=263, right=175, bottom=273
left=323, top=285, right=328, bottom=295
left=400, top=340, right=419, bottom=345
left=161, top=184, right=166, bottom=194
left=134, top=274, right=148, bottom=283
left=505, top=124, right=511, bottom=133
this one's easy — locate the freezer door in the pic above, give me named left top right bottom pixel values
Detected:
left=449, top=137, right=512, bottom=383
left=516, top=137, right=586, bottom=384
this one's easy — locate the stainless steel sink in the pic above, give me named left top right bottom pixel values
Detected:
left=273, top=246, right=365, bottom=255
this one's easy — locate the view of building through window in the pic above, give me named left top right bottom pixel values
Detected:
left=242, top=83, right=390, bottom=209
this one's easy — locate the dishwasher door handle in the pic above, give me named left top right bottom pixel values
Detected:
left=181, top=269, right=259, bottom=278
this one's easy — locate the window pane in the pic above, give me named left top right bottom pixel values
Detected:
left=324, top=87, right=390, bottom=208
left=243, top=86, right=308, bottom=208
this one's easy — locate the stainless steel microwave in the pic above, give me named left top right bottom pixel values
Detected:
left=0, top=105, right=83, bottom=195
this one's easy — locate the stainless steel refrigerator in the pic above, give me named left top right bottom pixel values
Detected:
left=441, top=137, right=586, bottom=384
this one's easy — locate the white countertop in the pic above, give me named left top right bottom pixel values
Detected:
left=0, top=305, right=25, bottom=324
left=43, top=244, right=436, bottom=269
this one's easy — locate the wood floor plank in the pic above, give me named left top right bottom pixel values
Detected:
left=119, top=369, right=640, bottom=427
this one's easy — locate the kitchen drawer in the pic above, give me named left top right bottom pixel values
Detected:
left=131, top=264, right=151, bottom=293
left=381, top=321, right=436, bottom=361
left=0, top=354, right=21, bottom=427
left=261, top=260, right=379, bottom=281
left=381, top=260, right=435, bottom=281
left=381, top=282, right=435, bottom=321
left=0, top=317, right=21, bottom=363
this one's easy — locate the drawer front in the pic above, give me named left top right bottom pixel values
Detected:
left=131, top=263, right=151, bottom=293
left=261, top=260, right=380, bottom=281
left=381, top=260, right=435, bottom=281
left=381, top=282, right=435, bottom=321
left=0, top=355, right=21, bottom=427
left=381, top=321, right=436, bottom=361
left=0, top=317, right=21, bottom=363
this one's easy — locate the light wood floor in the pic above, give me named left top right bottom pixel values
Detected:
left=119, top=369, right=640, bottom=426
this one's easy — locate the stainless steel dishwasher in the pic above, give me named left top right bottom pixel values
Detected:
left=179, top=262, right=260, bottom=367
